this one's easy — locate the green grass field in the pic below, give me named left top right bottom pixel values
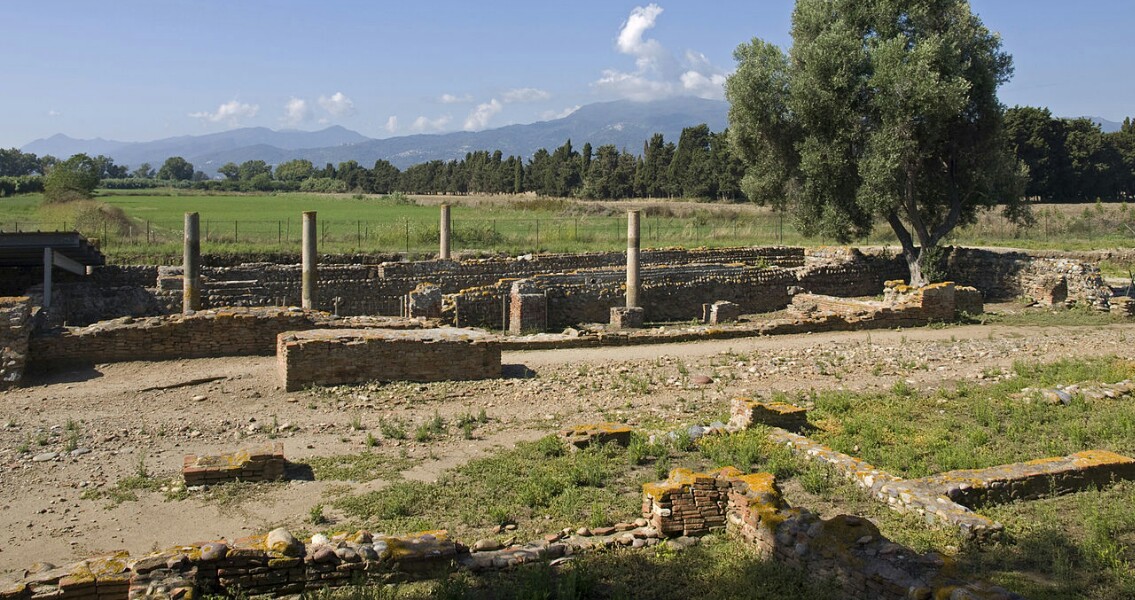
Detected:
left=2, top=190, right=1133, bottom=262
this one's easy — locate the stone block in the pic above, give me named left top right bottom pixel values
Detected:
left=609, top=307, right=644, bottom=329
left=708, top=301, right=741, bottom=325
left=559, top=423, right=633, bottom=450
left=729, top=397, right=808, bottom=431
left=183, top=443, right=286, bottom=485
left=955, top=285, right=984, bottom=315
left=407, top=283, right=442, bottom=319
left=277, top=327, right=500, bottom=391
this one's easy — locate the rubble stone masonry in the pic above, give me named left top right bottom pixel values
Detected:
left=0, top=297, right=30, bottom=390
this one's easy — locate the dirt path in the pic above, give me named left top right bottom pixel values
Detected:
left=2, top=317, right=1134, bottom=574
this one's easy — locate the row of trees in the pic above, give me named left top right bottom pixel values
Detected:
left=4, top=111, right=1132, bottom=205
left=0, top=126, right=748, bottom=200
left=1004, top=108, right=1135, bottom=202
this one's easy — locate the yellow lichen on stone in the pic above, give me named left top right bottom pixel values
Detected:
left=642, top=468, right=697, bottom=499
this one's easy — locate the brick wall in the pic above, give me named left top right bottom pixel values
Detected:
left=27, top=309, right=424, bottom=369
left=277, top=327, right=500, bottom=391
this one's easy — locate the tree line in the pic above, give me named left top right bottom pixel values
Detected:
left=3, top=111, right=1133, bottom=203
left=1004, top=107, right=1135, bottom=202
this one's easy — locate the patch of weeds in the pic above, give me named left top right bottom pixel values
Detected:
left=350, top=414, right=365, bottom=431
left=309, top=503, right=328, bottom=525
left=16, top=438, right=30, bottom=454
left=626, top=433, right=669, bottom=466
left=365, top=432, right=379, bottom=447
left=308, top=451, right=416, bottom=481
left=413, top=412, right=446, bottom=442
left=379, top=418, right=408, bottom=440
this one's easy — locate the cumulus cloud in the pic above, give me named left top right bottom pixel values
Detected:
left=440, top=93, right=473, bottom=104
left=189, top=100, right=260, bottom=125
left=541, top=105, right=581, bottom=120
left=47, top=109, right=61, bottom=117
left=616, top=4, right=668, bottom=72
left=318, top=92, right=356, bottom=118
left=501, top=87, right=551, bottom=103
left=385, top=116, right=399, bottom=134
left=282, top=98, right=311, bottom=126
left=594, top=4, right=727, bottom=101
left=411, top=115, right=452, bottom=133
left=463, top=99, right=502, bottom=130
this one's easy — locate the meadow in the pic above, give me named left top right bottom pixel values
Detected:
left=2, top=190, right=1133, bottom=263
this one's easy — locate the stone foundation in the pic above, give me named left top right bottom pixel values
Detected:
left=642, top=467, right=1024, bottom=600
left=182, top=443, right=287, bottom=486
left=0, top=297, right=30, bottom=389
left=27, top=308, right=427, bottom=371
left=702, top=300, right=741, bottom=324
left=558, top=423, right=634, bottom=450
left=609, top=307, right=644, bottom=329
left=277, top=327, right=500, bottom=391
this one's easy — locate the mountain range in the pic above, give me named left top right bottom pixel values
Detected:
left=21, top=97, right=730, bottom=175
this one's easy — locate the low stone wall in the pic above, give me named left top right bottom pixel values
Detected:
left=276, top=327, right=500, bottom=391
left=0, top=297, right=30, bottom=390
left=28, top=308, right=426, bottom=370
left=182, top=443, right=287, bottom=486
left=789, top=282, right=971, bottom=328
left=642, top=467, right=1024, bottom=600
left=918, top=450, right=1135, bottom=508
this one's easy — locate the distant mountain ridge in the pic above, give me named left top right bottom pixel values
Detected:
left=21, top=97, right=729, bottom=174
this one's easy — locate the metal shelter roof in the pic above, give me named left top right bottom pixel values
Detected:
left=0, top=232, right=106, bottom=269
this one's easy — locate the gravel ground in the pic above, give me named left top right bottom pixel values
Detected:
left=2, top=308, right=1133, bottom=575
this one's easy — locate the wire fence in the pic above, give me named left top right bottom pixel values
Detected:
left=2, top=207, right=1132, bottom=259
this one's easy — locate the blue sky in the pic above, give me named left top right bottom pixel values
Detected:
left=2, top=1, right=1132, bottom=148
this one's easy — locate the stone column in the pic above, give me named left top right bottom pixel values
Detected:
left=626, top=209, right=640, bottom=308
left=302, top=211, right=317, bottom=310
left=439, top=204, right=452, bottom=260
left=183, top=212, right=201, bottom=313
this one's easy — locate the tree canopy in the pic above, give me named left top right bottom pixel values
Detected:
left=157, top=156, right=195, bottom=181
left=43, top=153, right=100, bottom=203
left=726, top=0, right=1026, bottom=285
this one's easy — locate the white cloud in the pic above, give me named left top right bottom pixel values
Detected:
left=616, top=3, right=667, bottom=72
left=463, top=99, right=502, bottom=130
left=47, top=109, right=61, bottom=117
left=385, top=116, right=399, bottom=133
left=411, top=115, right=452, bottom=132
left=594, top=4, right=727, bottom=101
left=282, top=98, right=311, bottom=126
left=440, top=93, right=473, bottom=104
left=541, top=105, right=581, bottom=120
left=501, top=88, right=551, bottom=103
left=189, top=100, right=260, bottom=125
left=680, top=71, right=728, bottom=99
left=595, top=69, right=675, bottom=101
left=318, top=92, right=356, bottom=118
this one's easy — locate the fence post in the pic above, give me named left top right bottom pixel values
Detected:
left=278, top=221, right=282, bottom=245
left=357, top=220, right=361, bottom=248
left=535, top=219, right=540, bottom=252
left=404, top=219, right=410, bottom=255
left=234, top=220, right=238, bottom=243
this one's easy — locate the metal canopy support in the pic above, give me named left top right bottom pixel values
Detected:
left=52, top=250, right=86, bottom=275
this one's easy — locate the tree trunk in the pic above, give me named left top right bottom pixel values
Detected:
left=905, top=247, right=928, bottom=288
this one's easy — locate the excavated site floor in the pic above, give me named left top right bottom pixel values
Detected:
left=2, top=306, right=1134, bottom=574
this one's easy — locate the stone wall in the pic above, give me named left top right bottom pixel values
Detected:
left=0, top=297, right=30, bottom=390
left=642, top=467, right=1024, bottom=600
left=277, top=327, right=500, bottom=391
left=28, top=309, right=425, bottom=369
left=3, top=245, right=1118, bottom=331
left=941, top=247, right=1112, bottom=308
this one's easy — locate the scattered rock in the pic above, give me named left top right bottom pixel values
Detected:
left=472, top=539, right=503, bottom=553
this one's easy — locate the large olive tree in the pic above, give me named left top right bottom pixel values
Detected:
left=726, top=0, right=1027, bottom=286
